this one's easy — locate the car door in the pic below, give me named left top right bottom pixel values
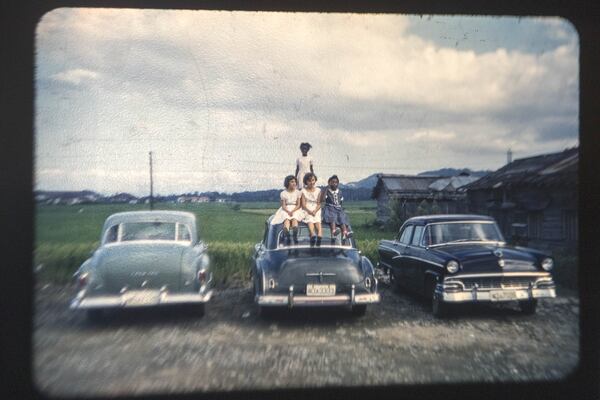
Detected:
left=405, top=224, right=426, bottom=290
left=390, top=224, right=414, bottom=286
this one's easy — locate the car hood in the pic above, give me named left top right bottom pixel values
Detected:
left=96, top=242, right=186, bottom=293
left=430, top=243, right=540, bottom=274
left=263, top=248, right=364, bottom=290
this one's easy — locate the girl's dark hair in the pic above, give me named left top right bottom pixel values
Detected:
left=328, top=175, right=339, bottom=183
left=299, top=142, right=312, bottom=150
left=303, top=172, right=317, bottom=185
left=284, top=175, right=297, bottom=189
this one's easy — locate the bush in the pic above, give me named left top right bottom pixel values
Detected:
left=207, top=241, right=254, bottom=287
left=356, top=239, right=380, bottom=266
left=34, top=242, right=97, bottom=283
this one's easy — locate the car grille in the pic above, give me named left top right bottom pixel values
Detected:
left=458, top=276, right=536, bottom=290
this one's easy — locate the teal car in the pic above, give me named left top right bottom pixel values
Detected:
left=70, top=211, right=213, bottom=321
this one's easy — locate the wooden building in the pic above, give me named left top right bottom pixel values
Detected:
left=371, top=173, right=479, bottom=224
left=464, top=147, right=578, bottom=251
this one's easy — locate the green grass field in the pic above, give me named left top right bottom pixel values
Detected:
left=34, top=201, right=393, bottom=285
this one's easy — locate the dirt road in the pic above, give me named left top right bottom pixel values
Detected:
left=33, top=280, right=579, bottom=397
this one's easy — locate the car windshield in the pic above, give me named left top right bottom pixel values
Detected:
left=423, top=222, right=504, bottom=246
left=104, top=222, right=192, bottom=243
left=269, top=224, right=354, bottom=249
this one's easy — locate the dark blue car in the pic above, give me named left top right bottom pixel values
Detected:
left=378, top=214, right=556, bottom=317
left=251, top=216, right=380, bottom=316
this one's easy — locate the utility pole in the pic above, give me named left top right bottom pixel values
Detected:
left=149, top=151, right=154, bottom=211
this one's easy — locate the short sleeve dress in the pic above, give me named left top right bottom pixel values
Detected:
left=296, top=155, right=313, bottom=189
left=301, top=187, right=322, bottom=224
left=271, top=189, right=305, bottom=224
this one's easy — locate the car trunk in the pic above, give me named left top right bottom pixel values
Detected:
left=97, top=243, right=185, bottom=293
left=270, top=249, right=364, bottom=294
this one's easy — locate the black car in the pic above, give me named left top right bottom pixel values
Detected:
left=378, top=214, right=556, bottom=317
left=251, top=216, right=380, bottom=316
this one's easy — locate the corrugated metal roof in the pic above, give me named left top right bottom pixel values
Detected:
left=428, top=176, right=479, bottom=191
left=380, top=175, right=442, bottom=192
left=465, top=147, right=578, bottom=190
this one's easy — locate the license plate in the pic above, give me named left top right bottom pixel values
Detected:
left=127, top=290, right=160, bottom=305
left=306, top=284, right=336, bottom=296
left=490, top=290, right=517, bottom=302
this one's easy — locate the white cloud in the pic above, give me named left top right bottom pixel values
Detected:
left=50, top=68, right=99, bottom=85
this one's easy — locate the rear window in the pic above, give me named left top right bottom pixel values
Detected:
left=103, top=222, right=193, bottom=243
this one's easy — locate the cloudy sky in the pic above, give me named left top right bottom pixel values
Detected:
left=35, top=9, right=578, bottom=195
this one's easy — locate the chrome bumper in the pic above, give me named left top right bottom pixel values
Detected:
left=70, top=289, right=213, bottom=310
left=436, top=286, right=556, bottom=303
left=256, top=284, right=380, bottom=307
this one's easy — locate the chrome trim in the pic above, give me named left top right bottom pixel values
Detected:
left=289, top=285, right=294, bottom=308
left=438, top=287, right=555, bottom=303
left=351, top=284, right=356, bottom=305
left=257, top=292, right=380, bottom=307
left=391, top=254, right=444, bottom=268
left=70, top=289, right=213, bottom=309
left=378, top=245, right=400, bottom=254
left=274, top=244, right=354, bottom=251
left=103, top=240, right=192, bottom=247
left=447, top=272, right=551, bottom=279
left=428, top=240, right=504, bottom=248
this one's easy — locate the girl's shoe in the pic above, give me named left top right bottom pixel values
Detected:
left=345, top=230, right=353, bottom=238
left=332, top=227, right=341, bottom=236
left=310, top=236, right=317, bottom=247
left=316, top=236, right=322, bottom=247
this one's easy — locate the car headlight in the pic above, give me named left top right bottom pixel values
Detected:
left=446, top=260, right=460, bottom=274
left=541, top=258, right=554, bottom=271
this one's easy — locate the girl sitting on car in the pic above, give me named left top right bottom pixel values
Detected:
left=322, top=175, right=352, bottom=244
left=271, top=175, right=304, bottom=245
left=300, top=172, right=323, bottom=247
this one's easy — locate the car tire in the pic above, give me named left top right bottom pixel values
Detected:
left=351, top=304, right=367, bottom=316
left=427, top=278, right=446, bottom=318
left=194, top=303, right=206, bottom=317
left=86, top=309, right=104, bottom=323
left=432, top=295, right=447, bottom=318
left=257, top=305, right=275, bottom=318
left=518, top=299, right=537, bottom=314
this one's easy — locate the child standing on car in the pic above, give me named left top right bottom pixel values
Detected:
left=295, top=142, right=314, bottom=190
left=322, top=175, right=352, bottom=244
left=301, top=172, right=323, bottom=247
left=271, top=175, right=304, bottom=245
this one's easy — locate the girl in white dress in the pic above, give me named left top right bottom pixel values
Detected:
left=295, top=142, right=314, bottom=190
left=301, top=172, right=323, bottom=246
left=271, top=175, right=304, bottom=245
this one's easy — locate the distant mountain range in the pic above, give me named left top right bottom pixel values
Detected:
left=36, top=168, right=491, bottom=204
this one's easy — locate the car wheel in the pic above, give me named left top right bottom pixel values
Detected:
left=351, top=304, right=367, bottom=316
left=257, top=305, right=275, bottom=318
left=518, top=299, right=537, bottom=314
left=193, top=303, right=206, bottom=317
left=427, top=278, right=446, bottom=318
left=86, top=309, right=104, bottom=323
left=432, top=295, right=447, bottom=318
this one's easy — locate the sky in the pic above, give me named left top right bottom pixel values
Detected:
left=34, top=9, right=579, bottom=196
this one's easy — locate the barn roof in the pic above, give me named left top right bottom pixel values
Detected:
left=465, top=147, right=578, bottom=190
left=371, top=174, right=477, bottom=198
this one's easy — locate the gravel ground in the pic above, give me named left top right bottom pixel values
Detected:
left=33, top=278, right=580, bottom=397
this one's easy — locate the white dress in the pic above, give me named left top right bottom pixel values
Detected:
left=271, top=190, right=305, bottom=224
left=296, top=155, right=313, bottom=189
left=301, top=187, right=322, bottom=224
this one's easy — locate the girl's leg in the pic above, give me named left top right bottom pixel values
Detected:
left=307, top=222, right=316, bottom=246
left=291, top=219, right=299, bottom=244
left=283, top=219, right=291, bottom=245
left=315, top=222, right=322, bottom=246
